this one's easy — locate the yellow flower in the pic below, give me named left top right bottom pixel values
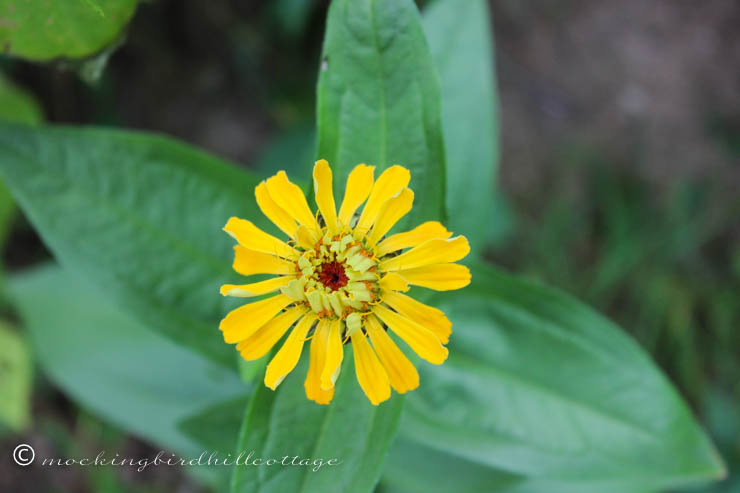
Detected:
left=219, top=160, right=470, bottom=405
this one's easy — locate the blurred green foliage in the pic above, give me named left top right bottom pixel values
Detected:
left=0, top=0, right=138, bottom=61
left=0, top=71, right=42, bottom=124
left=0, top=321, right=31, bottom=433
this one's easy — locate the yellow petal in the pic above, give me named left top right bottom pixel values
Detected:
left=281, top=277, right=307, bottom=302
left=313, top=160, right=338, bottom=233
left=265, top=171, right=320, bottom=234
left=255, top=181, right=297, bottom=238
left=219, top=293, right=292, bottom=344
left=320, top=319, right=344, bottom=390
left=374, top=305, right=448, bottom=364
left=295, top=224, right=319, bottom=250
left=264, top=312, right=317, bottom=389
left=220, top=276, right=295, bottom=297
left=355, top=165, right=410, bottom=234
left=305, top=320, right=335, bottom=404
left=367, top=188, right=414, bottom=246
left=351, top=329, right=391, bottom=405
left=380, top=236, right=470, bottom=272
left=223, top=217, right=296, bottom=258
left=338, top=164, right=375, bottom=227
left=382, top=291, right=452, bottom=344
left=366, top=315, right=419, bottom=393
left=397, top=263, right=471, bottom=291
left=345, top=312, right=363, bottom=337
left=233, top=246, right=296, bottom=276
left=376, top=221, right=452, bottom=257
left=237, top=306, right=307, bottom=361
left=378, top=273, right=409, bottom=292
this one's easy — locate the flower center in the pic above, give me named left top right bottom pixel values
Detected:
left=317, top=260, right=349, bottom=291
left=280, top=230, right=380, bottom=321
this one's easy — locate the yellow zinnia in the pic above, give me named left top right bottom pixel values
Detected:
left=219, top=160, right=470, bottom=405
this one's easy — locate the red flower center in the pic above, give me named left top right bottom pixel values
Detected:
left=318, top=260, right=349, bottom=291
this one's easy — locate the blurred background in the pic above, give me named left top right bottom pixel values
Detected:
left=0, top=0, right=738, bottom=491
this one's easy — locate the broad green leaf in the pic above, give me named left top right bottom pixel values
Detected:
left=0, top=321, right=32, bottom=432
left=0, top=123, right=270, bottom=369
left=316, top=0, right=446, bottom=225
left=0, top=0, right=138, bottom=61
left=422, top=0, right=500, bottom=255
left=0, top=72, right=43, bottom=124
left=178, top=395, right=250, bottom=454
left=9, top=263, right=248, bottom=490
left=380, top=436, right=522, bottom=493
left=230, top=352, right=404, bottom=493
left=238, top=353, right=270, bottom=384
left=397, top=262, right=724, bottom=490
left=382, top=438, right=666, bottom=493
left=8, top=264, right=249, bottom=457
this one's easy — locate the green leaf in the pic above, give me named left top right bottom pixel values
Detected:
left=8, top=264, right=249, bottom=457
left=422, top=0, right=499, bottom=256
left=178, top=395, right=251, bottom=453
left=0, top=72, right=43, bottom=125
left=237, top=353, right=270, bottom=384
left=397, top=262, right=725, bottom=490
left=230, top=352, right=404, bottom=493
left=0, top=321, right=32, bottom=433
left=0, top=0, right=138, bottom=61
left=382, top=438, right=661, bottom=493
left=316, top=0, right=446, bottom=225
left=0, top=123, right=271, bottom=369
left=380, top=435, right=522, bottom=493
left=382, top=438, right=664, bottom=493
